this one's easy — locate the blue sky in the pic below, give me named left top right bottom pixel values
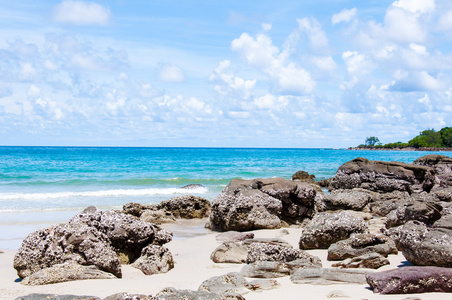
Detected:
left=1, top=0, right=451, bottom=147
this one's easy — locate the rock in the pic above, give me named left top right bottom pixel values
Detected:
left=122, top=202, right=153, bottom=217
left=21, top=261, right=116, bottom=285
left=414, top=154, right=452, bottom=188
left=198, top=272, right=250, bottom=298
left=432, top=187, right=452, bottom=202
left=210, top=242, right=249, bottom=264
left=330, top=158, right=435, bottom=194
left=367, top=191, right=410, bottom=216
left=366, top=266, right=452, bottom=294
left=327, top=233, right=397, bottom=261
left=215, top=231, right=255, bottom=243
left=385, top=197, right=442, bottom=228
left=292, top=170, right=316, bottom=183
left=14, top=207, right=173, bottom=281
left=209, top=178, right=320, bottom=231
left=433, top=214, right=452, bottom=230
left=180, top=184, right=206, bottom=190
left=140, top=209, right=176, bottom=224
left=331, top=252, right=390, bottom=269
left=241, top=258, right=322, bottom=278
left=324, top=188, right=376, bottom=211
left=247, top=242, right=321, bottom=264
left=247, top=279, right=280, bottom=291
left=325, top=290, right=350, bottom=298
left=156, top=195, right=210, bottom=219
left=131, top=245, right=174, bottom=275
left=299, top=211, right=369, bottom=249
left=290, top=268, right=371, bottom=285
left=15, top=294, right=100, bottom=300
left=103, top=293, right=157, bottom=300
left=157, top=288, right=226, bottom=300
left=397, top=221, right=452, bottom=267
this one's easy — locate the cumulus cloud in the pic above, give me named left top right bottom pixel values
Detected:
left=342, top=51, right=374, bottom=75
left=53, top=1, right=111, bottom=26
left=158, top=63, right=185, bottom=83
left=231, top=32, right=315, bottom=94
left=296, top=17, right=329, bottom=53
left=392, top=0, right=435, bottom=14
left=254, top=94, right=289, bottom=110
left=332, top=8, right=357, bottom=25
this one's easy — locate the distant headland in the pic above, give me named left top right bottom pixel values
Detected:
left=350, top=127, right=452, bottom=152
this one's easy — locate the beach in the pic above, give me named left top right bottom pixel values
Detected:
left=1, top=219, right=451, bottom=300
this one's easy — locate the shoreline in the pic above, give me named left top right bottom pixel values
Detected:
left=1, top=224, right=451, bottom=300
left=348, top=146, right=452, bottom=152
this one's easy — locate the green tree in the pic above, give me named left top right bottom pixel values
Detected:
left=365, top=136, right=380, bottom=146
left=440, top=127, right=452, bottom=147
left=408, top=129, right=442, bottom=148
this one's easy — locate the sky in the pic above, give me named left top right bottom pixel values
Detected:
left=1, top=0, right=452, bottom=148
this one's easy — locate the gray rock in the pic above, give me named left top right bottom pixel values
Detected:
left=157, top=288, right=226, bottom=300
left=103, top=293, right=157, bottom=300
left=198, top=272, right=250, bottom=298
left=156, top=195, right=210, bottom=219
left=331, top=252, right=389, bottom=269
left=433, top=214, right=452, bottom=230
left=247, top=242, right=320, bottom=264
left=414, top=154, right=452, bottom=188
left=14, top=207, right=173, bottom=281
left=209, top=178, right=320, bottom=231
left=366, top=266, right=452, bottom=294
left=299, top=211, right=369, bottom=249
left=432, top=187, right=452, bottom=202
left=367, top=191, right=410, bottom=216
left=247, top=279, right=280, bottom=291
left=292, top=170, right=316, bottom=183
left=327, top=233, right=397, bottom=261
left=397, top=221, right=452, bottom=267
left=290, top=268, right=371, bottom=285
left=210, top=242, right=249, bottom=264
left=131, top=245, right=174, bottom=275
left=140, top=209, right=176, bottom=224
left=15, top=295, right=100, bottom=300
left=330, top=158, right=435, bottom=193
left=241, top=258, right=322, bottom=278
left=122, top=202, right=154, bottom=217
left=215, top=231, right=255, bottom=243
left=21, top=261, right=116, bottom=285
left=324, top=188, right=377, bottom=211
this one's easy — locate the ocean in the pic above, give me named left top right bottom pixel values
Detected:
left=1, top=146, right=450, bottom=249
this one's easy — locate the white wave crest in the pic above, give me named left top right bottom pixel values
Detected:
left=0, top=186, right=209, bottom=201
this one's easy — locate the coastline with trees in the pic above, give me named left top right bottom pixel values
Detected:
left=350, top=127, right=452, bottom=151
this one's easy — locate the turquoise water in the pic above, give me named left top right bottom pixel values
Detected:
left=1, top=146, right=450, bottom=249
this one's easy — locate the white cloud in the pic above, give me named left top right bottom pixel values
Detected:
left=254, top=94, right=289, bottom=110
left=53, top=1, right=111, bottom=26
left=231, top=32, right=315, bottom=94
left=342, top=51, right=374, bottom=75
left=332, top=8, right=357, bottom=25
left=262, top=23, right=272, bottom=31
left=311, top=56, right=337, bottom=72
left=297, top=18, right=329, bottom=52
left=392, top=0, right=435, bottom=14
left=210, top=60, right=256, bottom=98
left=409, top=43, right=428, bottom=55
left=158, top=64, right=185, bottom=83
left=384, top=6, right=427, bottom=43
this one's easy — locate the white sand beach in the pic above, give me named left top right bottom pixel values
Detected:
left=1, top=219, right=451, bottom=300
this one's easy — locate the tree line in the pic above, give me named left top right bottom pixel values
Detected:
left=358, top=127, right=452, bottom=149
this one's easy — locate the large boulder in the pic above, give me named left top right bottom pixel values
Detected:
left=385, top=197, right=443, bottom=228
left=366, top=266, right=452, bottom=294
left=397, top=221, right=452, bottom=267
left=156, top=195, right=211, bottom=219
left=209, top=178, right=320, bottom=231
left=330, top=158, right=435, bottom=194
left=414, top=154, right=452, bottom=188
left=14, top=207, right=174, bottom=282
left=323, top=188, right=377, bottom=211
left=327, top=233, right=397, bottom=261
left=299, top=211, right=369, bottom=249
left=367, top=191, right=410, bottom=216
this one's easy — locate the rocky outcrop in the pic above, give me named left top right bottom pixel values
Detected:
left=397, top=221, right=452, bottom=267
left=414, top=154, right=452, bottom=188
left=331, top=252, right=389, bottom=269
left=330, top=157, right=435, bottom=194
left=14, top=207, right=174, bottom=283
left=299, top=211, right=369, bottom=249
left=327, top=234, right=397, bottom=261
left=20, top=261, right=116, bottom=285
left=385, top=197, right=443, bottom=228
left=157, top=288, right=226, bottom=300
left=292, top=170, right=316, bottom=183
left=367, top=191, right=410, bottom=216
left=247, top=242, right=319, bottom=264
left=323, top=188, right=376, bottom=211
left=209, top=178, right=321, bottom=231
left=241, top=258, right=322, bottom=278
left=130, top=245, right=174, bottom=275
left=290, top=268, right=371, bottom=285
left=156, top=195, right=210, bottom=219
left=210, top=242, right=249, bottom=264
left=366, top=266, right=452, bottom=294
